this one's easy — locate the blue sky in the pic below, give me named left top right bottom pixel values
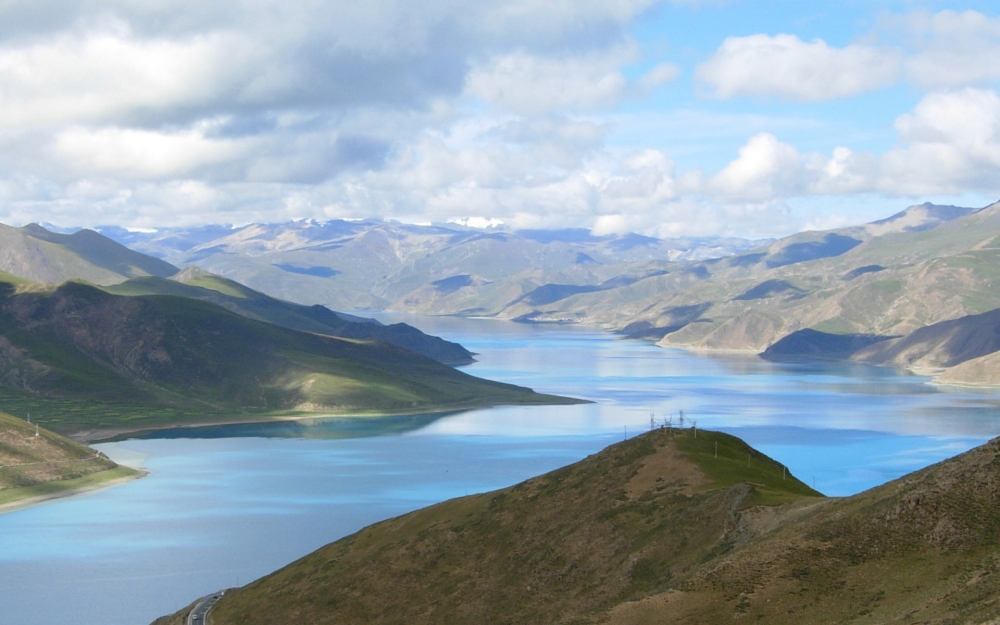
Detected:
left=0, top=0, right=998, bottom=238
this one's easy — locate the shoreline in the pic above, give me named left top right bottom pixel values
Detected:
left=70, top=394, right=590, bottom=443
left=650, top=338, right=1000, bottom=390
left=0, top=465, right=148, bottom=515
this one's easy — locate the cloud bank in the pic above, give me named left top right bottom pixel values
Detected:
left=0, top=2, right=998, bottom=238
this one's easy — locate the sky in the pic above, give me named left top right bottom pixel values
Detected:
left=0, top=0, right=999, bottom=238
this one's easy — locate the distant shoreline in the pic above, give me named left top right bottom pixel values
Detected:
left=643, top=337, right=1000, bottom=389
left=0, top=465, right=147, bottom=515
left=69, top=394, right=590, bottom=444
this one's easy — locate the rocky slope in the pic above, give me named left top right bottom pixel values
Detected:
left=161, top=429, right=818, bottom=625
left=485, top=200, right=1000, bottom=383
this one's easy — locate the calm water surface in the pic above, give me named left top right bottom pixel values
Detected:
left=2, top=316, right=1000, bottom=625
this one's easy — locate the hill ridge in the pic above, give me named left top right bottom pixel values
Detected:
left=155, top=429, right=1000, bottom=624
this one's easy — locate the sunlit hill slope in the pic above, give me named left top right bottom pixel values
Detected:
left=157, top=428, right=1000, bottom=624
left=0, top=276, right=575, bottom=438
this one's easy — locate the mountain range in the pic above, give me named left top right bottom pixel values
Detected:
left=0, top=222, right=478, bottom=366
left=154, top=428, right=1000, bottom=624
left=0, top=275, right=573, bottom=440
left=454, top=201, right=1000, bottom=385
left=94, top=220, right=766, bottom=312
left=93, top=201, right=1000, bottom=385
left=0, top=224, right=582, bottom=439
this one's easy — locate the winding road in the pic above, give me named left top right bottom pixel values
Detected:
left=187, top=591, right=224, bottom=625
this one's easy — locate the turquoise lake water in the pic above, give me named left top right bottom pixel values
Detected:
left=2, top=316, right=999, bottom=625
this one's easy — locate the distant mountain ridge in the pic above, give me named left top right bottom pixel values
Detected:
left=92, top=219, right=768, bottom=313
left=479, top=200, right=1000, bottom=383
left=0, top=223, right=477, bottom=366
left=38, top=200, right=1000, bottom=384
left=0, top=222, right=178, bottom=285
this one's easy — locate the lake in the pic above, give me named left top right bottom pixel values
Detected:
left=2, top=316, right=999, bottom=625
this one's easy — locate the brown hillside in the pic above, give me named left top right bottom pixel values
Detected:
left=199, top=429, right=820, bottom=625
left=606, top=436, right=1000, bottom=623
left=165, top=430, right=1000, bottom=625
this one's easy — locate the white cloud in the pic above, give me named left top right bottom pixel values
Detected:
left=0, top=25, right=238, bottom=131
left=696, top=34, right=901, bottom=101
left=638, top=62, right=681, bottom=91
left=699, top=89, right=1000, bottom=202
left=2, top=1, right=998, bottom=242
left=465, top=48, right=633, bottom=114
left=709, top=133, right=804, bottom=199
left=0, top=1, right=661, bottom=131
left=881, top=88, right=1000, bottom=194
left=0, top=0, right=671, bottom=202
left=53, top=126, right=245, bottom=178
left=902, top=10, right=1000, bottom=89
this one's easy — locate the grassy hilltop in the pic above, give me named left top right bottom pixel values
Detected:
left=105, top=267, right=476, bottom=366
left=0, top=411, right=140, bottom=510
left=161, top=428, right=1000, bottom=624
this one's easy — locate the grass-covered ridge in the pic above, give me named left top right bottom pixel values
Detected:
left=197, top=428, right=820, bottom=625
left=104, top=268, right=476, bottom=366
left=0, top=410, right=141, bottom=510
left=0, top=277, right=577, bottom=439
left=175, top=428, right=1000, bottom=624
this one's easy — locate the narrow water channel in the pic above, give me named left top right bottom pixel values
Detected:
left=2, top=317, right=998, bottom=625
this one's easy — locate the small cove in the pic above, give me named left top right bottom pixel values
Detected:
left=2, top=316, right=999, bottom=625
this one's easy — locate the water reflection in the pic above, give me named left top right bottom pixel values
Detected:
left=114, top=413, right=455, bottom=441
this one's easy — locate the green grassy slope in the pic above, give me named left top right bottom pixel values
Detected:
left=0, top=410, right=139, bottom=508
left=606, top=435, right=1000, bottom=624
left=165, top=429, right=1000, bottom=625
left=104, top=269, right=476, bottom=365
left=0, top=279, right=575, bottom=437
left=200, top=429, right=818, bottom=625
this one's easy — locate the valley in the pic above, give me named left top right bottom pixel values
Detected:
left=4, top=204, right=1000, bottom=623
left=0, top=225, right=577, bottom=440
left=6, top=2, right=1000, bottom=623
left=97, top=201, right=1000, bottom=387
